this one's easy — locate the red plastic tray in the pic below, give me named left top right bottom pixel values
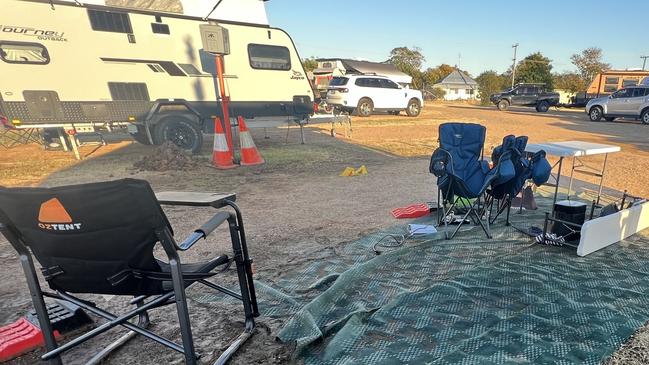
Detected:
left=391, top=204, right=430, bottom=219
left=0, top=317, right=60, bottom=362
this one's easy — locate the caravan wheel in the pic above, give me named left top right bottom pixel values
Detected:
left=154, top=116, right=203, bottom=153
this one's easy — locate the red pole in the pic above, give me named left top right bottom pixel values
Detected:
left=215, top=54, right=233, bottom=152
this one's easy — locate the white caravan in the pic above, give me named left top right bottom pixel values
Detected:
left=0, top=0, right=314, bottom=152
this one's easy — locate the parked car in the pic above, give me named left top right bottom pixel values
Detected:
left=489, top=83, right=560, bottom=112
left=325, top=75, right=423, bottom=117
left=586, top=86, right=649, bottom=124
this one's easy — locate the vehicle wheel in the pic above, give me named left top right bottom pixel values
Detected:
left=356, top=98, right=374, bottom=117
left=406, top=98, right=422, bottom=117
left=154, top=115, right=203, bottom=153
left=641, top=109, right=649, bottom=125
left=537, top=101, right=550, bottom=113
left=588, top=106, right=603, bottom=122
left=497, top=100, right=509, bottom=111
left=604, top=117, right=616, bottom=122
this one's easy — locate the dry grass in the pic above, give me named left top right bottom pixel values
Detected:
left=313, top=103, right=649, bottom=197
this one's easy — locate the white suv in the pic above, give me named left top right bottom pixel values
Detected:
left=325, top=75, right=423, bottom=117
left=586, top=86, right=649, bottom=124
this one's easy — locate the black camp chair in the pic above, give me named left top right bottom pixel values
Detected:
left=0, top=179, right=258, bottom=365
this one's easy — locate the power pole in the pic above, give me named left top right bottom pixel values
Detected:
left=642, top=55, right=649, bottom=71
left=511, top=43, right=519, bottom=88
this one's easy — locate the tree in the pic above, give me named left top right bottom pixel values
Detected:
left=420, top=64, right=459, bottom=90
left=553, top=72, right=587, bottom=93
left=570, top=48, right=610, bottom=85
left=386, top=47, right=426, bottom=89
left=428, top=87, right=447, bottom=100
left=515, top=52, right=554, bottom=89
left=301, top=57, right=318, bottom=73
left=476, top=70, right=509, bottom=105
left=387, top=46, right=425, bottom=75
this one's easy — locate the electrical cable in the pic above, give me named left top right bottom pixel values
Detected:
left=373, top=226, right=429, bottom=255
left=203, top=0, right=225, bottom=20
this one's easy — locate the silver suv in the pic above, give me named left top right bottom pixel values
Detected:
left=586, top=86, right=649, bottom=124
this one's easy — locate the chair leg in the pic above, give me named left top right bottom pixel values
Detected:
left=447, top=200, right=473, bottom=240
left=168, top=258, right=198, bottom=365
left=19, top=253, right=62, bottom=365
left=228, top=216, right=256, bottom=324
left=225, top=201, right=259, bottom=317
left=505, top=197, right=512, bottom=226
left=470, top=202, right=492, bottom=239
left=211, top=216, right=258, bottom=365
left=85, top=301, right=151, bottom=365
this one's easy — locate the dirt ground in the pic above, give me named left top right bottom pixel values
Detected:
left=1, top=102, right=648, bottom=364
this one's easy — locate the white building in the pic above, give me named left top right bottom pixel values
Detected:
left=433, top=70, right=478, bottom=101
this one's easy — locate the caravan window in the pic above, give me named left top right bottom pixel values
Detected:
left=623, top=79, right=638, bottom=87
left=151, top=23, right=170, bottom=35
left=0, top=42, right=49, bottom=65
left=88, top=9, right=133, bottom=34
left=178, top=64, right=202, bottom=76
left=248, top=44, right=291, bottom=70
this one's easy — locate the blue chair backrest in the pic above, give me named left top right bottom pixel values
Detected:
left=531, top=150, right=552, bottom=185
left=490, top=135, right=531, bottom=199
left=438, top=123, right=486, bottom=191
left=491, top=135, right=516, bottom=185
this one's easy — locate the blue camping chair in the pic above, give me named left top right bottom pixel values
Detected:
left=430, top=123, right=515, bottom=239
left=487, top=135, right=552, bottom=225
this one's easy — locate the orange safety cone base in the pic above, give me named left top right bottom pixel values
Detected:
left=238, top=116, right=265, bottom=166
left=212, top=154, right=238, bottom=169
left=212, top=117, right=237, bottom=169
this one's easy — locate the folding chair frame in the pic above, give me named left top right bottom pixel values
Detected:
left=437, top=186, right=492, bottom=240
left=0, top=199, right=258, bottom=365
left=484, top=192, right=515, bottom=226
left=433, top=149, right=493, bottom=240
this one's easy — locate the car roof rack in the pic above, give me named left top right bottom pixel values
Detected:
left=515, top=82, right=546, bottom=86
left=347, top=72, right=386, bottom=77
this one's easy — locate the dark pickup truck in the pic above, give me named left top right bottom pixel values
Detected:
left=490, top=84, right=560, bottom=112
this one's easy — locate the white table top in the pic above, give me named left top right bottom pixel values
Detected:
left=525, top=141, right=621, bottom=157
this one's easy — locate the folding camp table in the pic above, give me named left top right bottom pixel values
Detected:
left=525, top=141, right=620, bottom=215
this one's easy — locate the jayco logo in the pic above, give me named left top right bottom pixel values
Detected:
left=38, top=198, right=82, bottom=231
left=291, top=70, right=305, bottom=80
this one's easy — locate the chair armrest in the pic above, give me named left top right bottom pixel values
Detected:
left=156, top=192, right=236, bottom=208
left=178, top=211, right=230, bottom=251
left=430, top=148, right=454, bottom=177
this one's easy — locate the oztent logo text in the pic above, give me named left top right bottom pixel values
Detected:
left=38, top=198, right=82, bottom=231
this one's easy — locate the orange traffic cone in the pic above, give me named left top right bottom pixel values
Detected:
left=238, top=116, right=265, bottom=166
left=212, top=117, right=236, bottom=169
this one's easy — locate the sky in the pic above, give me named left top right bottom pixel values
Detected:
left=265, top=0, right=649, bottom=76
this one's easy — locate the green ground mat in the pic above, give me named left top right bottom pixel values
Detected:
left=195, top=190, right=649, bottom=364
